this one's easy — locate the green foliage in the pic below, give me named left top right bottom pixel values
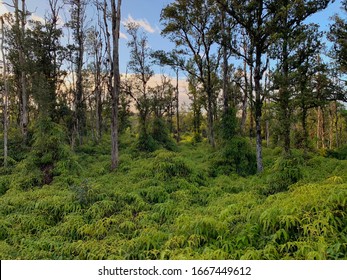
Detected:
left=0, top=176, right=11, bottom=196
left=211, top=137, right=257, bottom=177
left=150, top=150, right=192, bottom=181
left=218, top=107, right=238, bottom=141
left=264, top=153, right=304, bottom=195
left=151, top=118, right=177, bottom=151
left=137, top=131, right=158, bottom=152
left=11, top=117, right=81, bottom=189
left=327, top=145, right=347, bottom=160
left=1, top=136, right=347, bottom=260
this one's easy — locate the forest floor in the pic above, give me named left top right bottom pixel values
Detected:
left=0, top=133, right=347, bottom=259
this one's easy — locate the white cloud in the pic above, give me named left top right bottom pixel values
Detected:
left=30, top=14, right=45, bottom=24
left=123, top=15, right=155, bottom=33
left=120, top=32, right=128, bottom=40
left=0, top=3, right=9, bottom=16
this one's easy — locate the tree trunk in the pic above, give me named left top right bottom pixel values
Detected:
left=175, top=69, right=180, bottom=142
left=279, top=11, right=291, bottom=155
left=206, top=85, right=215, bottom=148
left=254, top=48, right=263, bottom=173
left=14, top=0, right=28, bottom=143
left=110, top=0, right=121, bottom=170
left=1, top=17, right=9, bottom=167
left=222, top=11, right=229, bottom=114
left=75, top=1, right=85, bottom=145
left=316, top=106, right=325, bottom=149
left=249, top=64, right=255, bottom=139
left=240, top=58, right=248, bottom=134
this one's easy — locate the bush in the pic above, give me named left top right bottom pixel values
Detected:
left=13, top=117, right=79, bottom=188
left=210, top=137, right=257, bottom=177
left=264, top=153, right=304, bottom=195
left=151, top=150, right=192, bottom=180
left=151, top=118, right=177, bottom=151
left=136, top=131, right=158, bottom=152
left=327, top=145, right=347, bottom=160
left=0, top=177, right=10, bottom=196
left=218, top=107, right=238, bottom=141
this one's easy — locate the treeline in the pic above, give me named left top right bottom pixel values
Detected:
left=0, top=0, right=347, bottom=182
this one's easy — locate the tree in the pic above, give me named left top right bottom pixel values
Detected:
left=161, top=0, right=221, bottom=148
left=1, top=16, right=9, bottom=167
left=85, top=26, right=103, bottom=141
left=126, top=22, right=154, bottom=144
left=151, top=51, right=181, bottom=142
left=110, top=0, right=121, bottom=170
left=270, top=0, right=331, bottom=154
left=65, top=0, right=87, bottom=146
left=6, top=0, right=29, bottom=143
left=329, top=0, right=347, bottom=74
left=291, top=24, right=324, bottom=152
left=216, top=0, right=276, bottom=172
left=26, top=4, right=64, bottom=119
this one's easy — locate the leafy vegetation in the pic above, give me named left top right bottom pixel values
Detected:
left=0, top=0, right=347, bottom=261
left=0, top=133, right=346, bottom=260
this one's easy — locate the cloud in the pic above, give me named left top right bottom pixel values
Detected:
left=120, top=32, right=128, bottom=40
left=30, top=14, right=45, bottom=24
left=0, top=3, right=9, bottom=16
left=123, top=15, right=155, bottom=33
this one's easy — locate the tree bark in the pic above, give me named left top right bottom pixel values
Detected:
left=110, top=0, right=121, bottom=170
left=254, top=47, right=263, bottom=172
left=1, top=17, right=9, bottom=167
left=13, top=0, right=28, bottom=143
left=175, top=69, right=180, bottom=142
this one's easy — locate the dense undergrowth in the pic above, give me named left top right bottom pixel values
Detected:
left=0, top=133, right=347, bottom=260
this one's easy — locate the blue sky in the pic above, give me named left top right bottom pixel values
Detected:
left=0, top=0, right=345, bottom=75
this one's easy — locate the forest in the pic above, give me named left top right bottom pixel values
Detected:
left=0, top=0, right=347, bottom=260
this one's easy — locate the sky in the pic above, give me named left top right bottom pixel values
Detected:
left=0, top=0, right=345, bottom=77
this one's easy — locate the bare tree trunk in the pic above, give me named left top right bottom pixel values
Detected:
left=249, top=64, right=255, bottom=139
left=335, top=101, right=339, bottom=148
left=240, top=57, right=248, bottom=134
left=75, top=0, right=85, bottom=145
left=175, top=69, right=180, bottom=142
left=110, top=0, right=121, bottom=170
left=1, top=17, right=9, bottom=167
left=254, top=47, right=263, bottom=172
left=221, top=11, right=229, bottom=114
left=13, top=0, right=28, bottom=143
left=316, top=106, right=325, bottom=149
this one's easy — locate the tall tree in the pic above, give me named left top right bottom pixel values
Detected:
left=1, top=16, right=9, bottom=167
left=26, top=2, right=64, bottom=119
left=329, top=0, right=347, bottom=74
left=65, top=0, right=87, bottom=146
left=270, top=0, right=331, bottom=154
left=126, top=22, right=154, bottom=140
left=216, top=0, right=276, bottom=172
left=110, top=0, right=121, bottom=170
left=85, top=26, right=103, bottom=141
left=8, top=0, right=29, bottom=143
left=151, top=51, right=181, bottom=142
left=161, top=0, right=220, bottom=148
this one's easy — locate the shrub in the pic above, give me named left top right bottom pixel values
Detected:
left=210, top=137, right=257, bottom=177
left=0, top=177, right=11, bottom=196
left=151, top=118, right=177, bottom=151
left=264, top=153, right=304, bottom=195
left=151, top=150, right=192, bottom=180
left=136, top=131, right=158, bottom=152
left=327, top=145, right=347, bottom=160
left=218, top=107, right=238, bottom=141
left=13, top=117, right=79, bottom=188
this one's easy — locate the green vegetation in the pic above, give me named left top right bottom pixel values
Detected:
left=1, top=0, right=347, bottom=261
left=0, top=133, right=346, bottom=260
